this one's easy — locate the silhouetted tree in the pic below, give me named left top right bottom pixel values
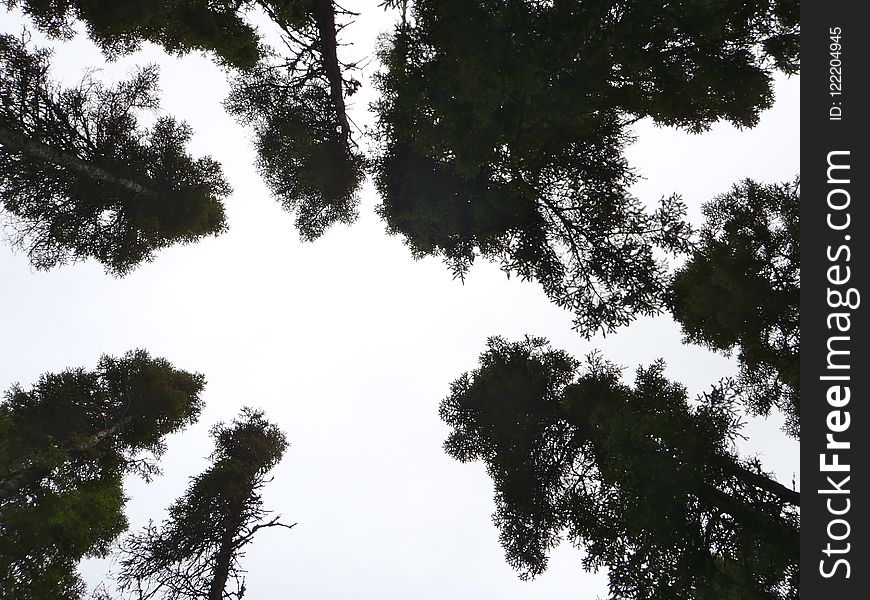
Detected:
left=441, top=336, right=798, bottom=599
left=115, top=408, right=292, bottom=600
left=0, top=350, right=205, bottom=599
left=3, top=0, right=263, bottom=68
left=668, top=178, right=799, bottom=436
left=374, top=0, right=798, bottom=334
left=12, top=0, right=367, bottom=241
left=4, top=1, right=364, bottom=247
left=0, top=35, right=230, bottom=274
left=225, top=0, right=365, bottom=241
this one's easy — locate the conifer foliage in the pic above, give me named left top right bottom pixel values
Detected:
left=115, top=409, right=292, bottom=600
left=224, top=0, right=365, bottom=241
left=374, top=0, right=798, bottom=334
left=0, top=34, right=230, bottom=274
left=0, top=350, right=205, bottom=599
left=0, top=2, right=802, bottom=597
left=441, top=336, right=799, bottom=599
left=3, top=0, right=263, bottom=68
left=3, top=0, right=365, bottom=248
left=669, top=178, right=800, bottom=435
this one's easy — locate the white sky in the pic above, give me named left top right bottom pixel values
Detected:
left=0, top=3, right=799, bottom=599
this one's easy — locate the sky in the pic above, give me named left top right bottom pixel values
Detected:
left=0, top=4, right=799, bottom=599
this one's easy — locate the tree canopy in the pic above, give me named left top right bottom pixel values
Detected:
left=0, top=34, right=230, bottom=274
left=115, top=408, right=291, bottom=600
left=2, top=1, right=800, bottom=296
left=440, top=336, right=798, bottom=599
left=374, top=0, right=798, bottom=334
left=224, top=0, right=365, bottom=241
left=0, top=3, right=802, bottom=597
left=668, top=178, right=799, bottom=435
left=5, top=1, right=366, bottom=244
left=3, top=0, right=263, bottom=68
left=0, top=350, right=205, bottom=599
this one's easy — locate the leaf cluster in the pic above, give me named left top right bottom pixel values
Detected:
left=669, top=178, right=799, bottom=435
left=0, top=350, right=205, bottom=599
left=4, top=0, right=263, bottom=68
left=441, top=336, right=798, bottom=599
left=226, top=59, right=364, bottom=241
left=0, top=35, right=230, bottom=274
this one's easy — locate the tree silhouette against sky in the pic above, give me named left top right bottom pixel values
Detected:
left=0, top=2, right=801, bottom=597
left=374, top=0, right=798, bottom=334
left=114, top=409, right=292, bottom=600
left=0, top=351, right=205, bottom=598
left=669, top=178, right=799, bottom=436
left=0, top=34, right=230, bottom=274
left=441, top=336, right=798, bottom=599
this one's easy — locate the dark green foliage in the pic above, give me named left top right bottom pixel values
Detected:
left=0, top=474, right=125, bottom=600
left=0, top=35, right=230, bottom=274
left=374, top=0, right=798, bottom=334
left=226, top=60, right=364, bottom=241
left=0, top=350, right=205, bottom=599
left=382, top=0, right=798, bottom=132
left=669, top=179, right=799, bottom=435
left=225, top=0, right=365, bottom=241
left=4, top=1, right=362, bottom=251
left=4, top=0, right=262, bottom=68
left=375, top=97, right=692, bottom=333
left=116, top=408, right=291, bottom=600
left=441, top=337, right=798, bottom=599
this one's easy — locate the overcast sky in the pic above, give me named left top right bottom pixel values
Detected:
left=0, top=3, right=799, bottom=599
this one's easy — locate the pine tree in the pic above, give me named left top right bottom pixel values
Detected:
left=7, top=0, right=366, bottom=243
left=0, top=350, right=205, bottom=599
left=374, top=0, right=798, bottom=334
left=0, top=34, right=230, bottom=274
left=441, top=336, right=799, bottom=599
left=224, top=0, right=365, bottom=241
left=668, top=178, right=799, bottom=435
left=115, top=408, right=292, bottom=600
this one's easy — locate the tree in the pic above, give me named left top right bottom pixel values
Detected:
left=115, top=408, right=292, bottom=600
left=224, top=0, right=365, bottom=241
left=440, top=336, right=798, bottom=599
left=0, top=34, right=231, bottom=274
left=7, top=0, right=366, bottom=242
left=374, top=0, right=798, bottom=334
left=668, top=178, right=799, bottom=436
left=3, top=0, right=263, bottom=68
left=0, top=350, right=205, bottom=599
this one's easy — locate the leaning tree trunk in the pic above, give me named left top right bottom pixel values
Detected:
left=0, top=415, right=132, bottom=502
left=558, top=401, right=799, bottom=553
left=310, top=0, right=352, bottom=147
left=208, top=521, right=241, bottom=600
left=208, top=481, right=255, bottom=600
left=0, top=125, right=160, bottom=199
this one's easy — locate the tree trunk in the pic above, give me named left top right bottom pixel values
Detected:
left=0, top=125, right=160, bottom=199
left=0, top=415, right=132, bottom=502
left=208, top=483, right=254, bottom=600
left=208, top=527, right=237, bottom=600
left=310, top=0, right=352, bottom=147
